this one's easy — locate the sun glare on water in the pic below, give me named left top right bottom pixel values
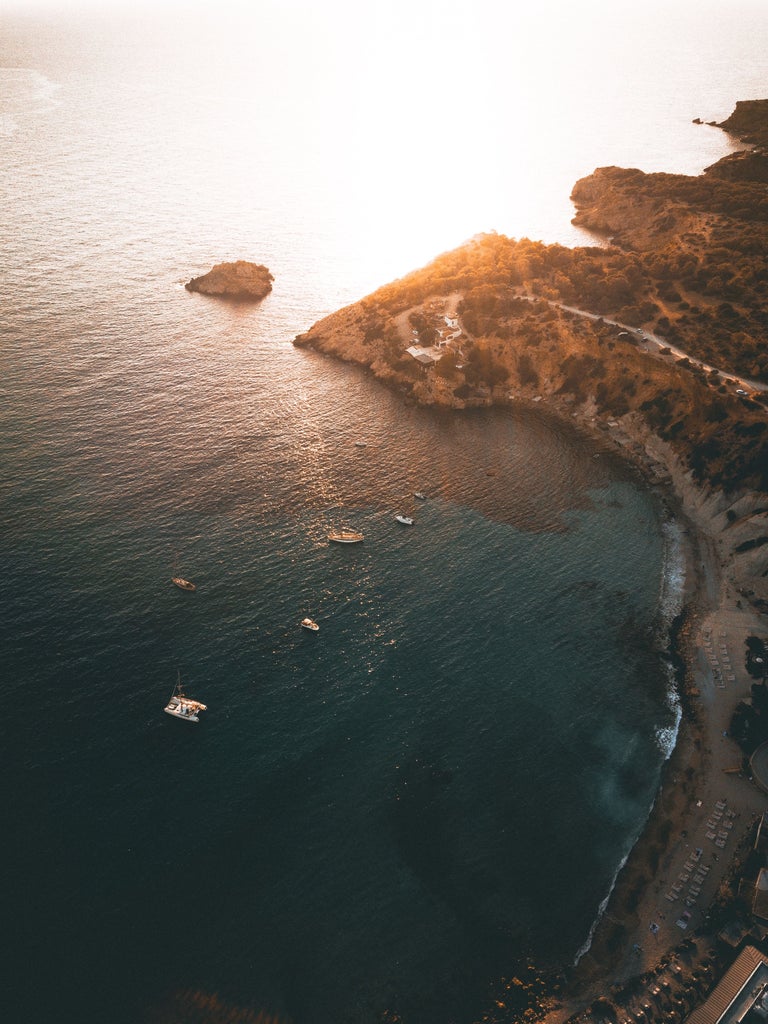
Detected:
left=256, top=0, right=600, bottom=284
left=238, top=0, right=742, bottom=284
left=6, top=0, right=762, bottom=290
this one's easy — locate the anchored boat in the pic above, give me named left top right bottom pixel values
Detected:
left=172, top=577, right=196, bottom=592
left=164, top=674, right=207, bottom=722
left=327, top=530, right=364, bottom=544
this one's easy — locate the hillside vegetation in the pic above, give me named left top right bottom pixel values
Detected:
left=295, top=102, right=768, bottom=495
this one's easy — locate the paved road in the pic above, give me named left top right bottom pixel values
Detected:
left=517, top=294, right=768, bottom=399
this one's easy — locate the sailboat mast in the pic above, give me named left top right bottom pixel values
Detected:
left=169, top=670, right=181, bottom=701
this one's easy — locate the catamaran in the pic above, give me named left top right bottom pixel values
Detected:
left=164, top=674, right=207, bottom=722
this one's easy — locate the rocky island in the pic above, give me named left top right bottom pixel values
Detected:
left=185, top=260, right=273, bottom=300
left=295, top=101, right=768, bottom=1024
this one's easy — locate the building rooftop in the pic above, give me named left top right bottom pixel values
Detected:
left=686, top=946, right=768, bottom=1024
left=406, top=345, right=439, bottom=365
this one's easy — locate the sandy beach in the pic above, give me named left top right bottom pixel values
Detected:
left=539, top=411, right=768, bottom=1023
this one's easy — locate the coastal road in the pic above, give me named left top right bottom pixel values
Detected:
left=515, top=294, right=768, bottom=401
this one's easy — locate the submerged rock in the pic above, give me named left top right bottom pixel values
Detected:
left=185, top=260, right=273, bottom=300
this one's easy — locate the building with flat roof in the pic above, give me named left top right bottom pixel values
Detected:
left=406, top=345, right=439, bottom=366
left=686, top=946, right=768, bottom=1024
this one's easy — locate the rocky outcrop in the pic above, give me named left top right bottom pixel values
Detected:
left=717, top=98, right=768, bottom=150
left=704, top=150, right=768, bottom=183
left=570, top=166, right=702, bottom=251
left=572, top=101, right=768, bottom=250
left=185, top=261, right=273, bottom=300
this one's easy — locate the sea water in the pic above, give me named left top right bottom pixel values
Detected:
left=2, top=4, right=767, bottom=1021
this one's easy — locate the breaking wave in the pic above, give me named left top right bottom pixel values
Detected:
left=575, top=508, right=687, bottom=965
left=655, top=513, right=686, bottom=756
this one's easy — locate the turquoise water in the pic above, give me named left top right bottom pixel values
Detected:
left=2, top=5, right=767, bottom=1022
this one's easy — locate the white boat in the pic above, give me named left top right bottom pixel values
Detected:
left=164, top=674, right=207, bottom=722
left=354, top=441, right=368, bottom=448
left=301, top=617, right=320, bottom=632
left=327, top=530, right=364, bottom=544
left=395, top=514, right=414, bottom=525
left=172, top=576, right=196, bottom=592
left=414, top=492, right=426, bottom=500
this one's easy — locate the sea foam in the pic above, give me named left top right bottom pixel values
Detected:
left=655, top=515, right=686, bottom=757
left=575, top=512, right=686, bottom=965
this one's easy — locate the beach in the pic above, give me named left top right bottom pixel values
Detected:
left=541, top=411, right=768, bottom=1023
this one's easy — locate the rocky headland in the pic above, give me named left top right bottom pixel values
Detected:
left=294, top=100, right=768, bottom=1023
left=293, top=100, right=768, bottom=604
left=185, top=260, right=273, bottom=300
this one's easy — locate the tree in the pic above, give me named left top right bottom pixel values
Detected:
left=435, top=350, right=459, bottom=380
left=517, top=353, right=539, bottom=386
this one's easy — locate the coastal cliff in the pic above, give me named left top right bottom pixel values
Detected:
left=571, top=97, right=768, bottom=248
left=718, top=98, right=768, bottom=148
left=295, top=238, right=768, bottom=490
left=186, top=260, right=273, bottom=300
left=294, top=100, right=768, bottom=604
left=569, top=166, right=702, bottom=250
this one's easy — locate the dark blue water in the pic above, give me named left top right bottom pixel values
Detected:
left=2, top=390, right=672, bottom=1023
left=5, top=5, right=766, bottom=1022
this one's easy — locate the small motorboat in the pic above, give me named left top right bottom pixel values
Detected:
left=395, top=514, right=414, bottom=526
left=414, top=492, right=426, bottom=500
left=354, top=441, right=368, bottom=448
left=301, top=617, right=320, bottom=632
left=327, top=530, right=364, bottom=544
left=172, top=577, right=196, bottom=592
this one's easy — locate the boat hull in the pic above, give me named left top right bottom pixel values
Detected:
left=164, top=693, right=206, bottom=722
left=164, top=705, right=200, bottom=722
left=172, top=577, right=196, bottom=591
